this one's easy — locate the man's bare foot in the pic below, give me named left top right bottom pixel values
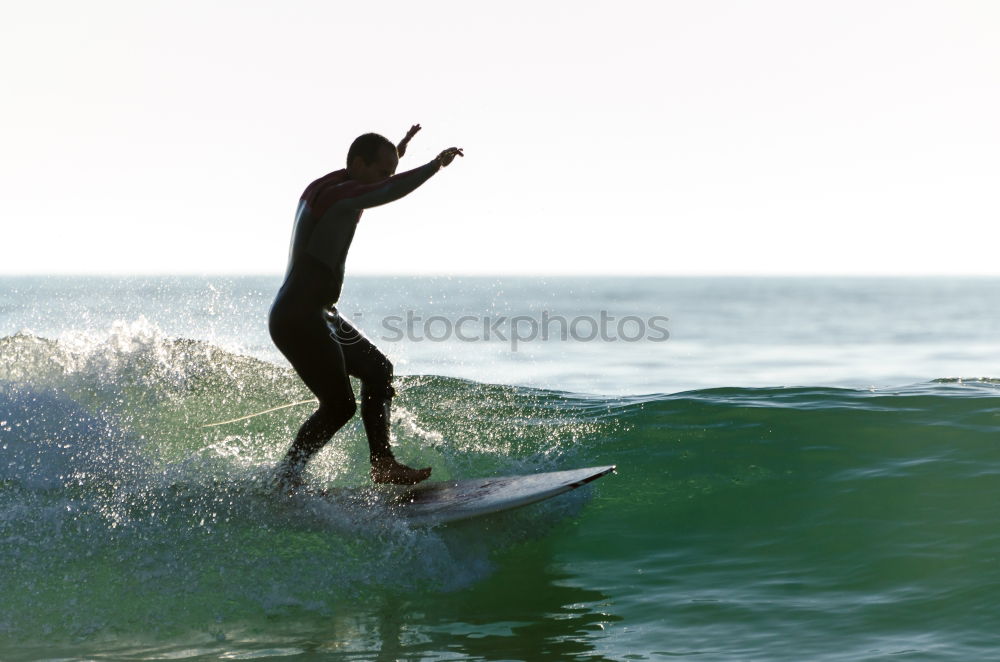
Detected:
left=371, top=458, right=432, bottom=485
left=272, top=462, right=305, bottom=495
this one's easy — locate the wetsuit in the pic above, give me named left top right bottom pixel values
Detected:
left=269, top=160, right=442, bottom=476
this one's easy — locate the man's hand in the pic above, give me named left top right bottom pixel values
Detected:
left=396, top=124, right=421, bottom=158
left=436, top=147, right=464, bottom=167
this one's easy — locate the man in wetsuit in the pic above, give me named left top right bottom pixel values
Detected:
left=270, top=125, right=463, bottom=488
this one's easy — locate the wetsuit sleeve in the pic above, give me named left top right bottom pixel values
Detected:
left=329, top=160, right=441, bottom=212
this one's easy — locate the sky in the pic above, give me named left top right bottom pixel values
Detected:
left=2, top=1, right=998, bottom=276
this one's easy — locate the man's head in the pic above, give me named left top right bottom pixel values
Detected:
left=346, top=133, right=399, bottom=184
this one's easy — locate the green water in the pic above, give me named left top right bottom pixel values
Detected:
left=3, top=331, right=1000, bottom=659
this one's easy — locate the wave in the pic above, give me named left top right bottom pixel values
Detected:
left=0, top=328, right=623, bottom=643
left=2, top=327, right=999, bottom=652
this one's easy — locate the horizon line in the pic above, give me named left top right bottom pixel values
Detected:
left=2, top=271, right=1000, bottom=279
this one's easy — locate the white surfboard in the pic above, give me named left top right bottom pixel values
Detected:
left=394, top=464, right=615, bottom=525
left=316, top=465, right=615, bottom=526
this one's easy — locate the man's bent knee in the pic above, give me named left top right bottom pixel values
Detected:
left=361, top=378, right=394, bottom=401
left=361, top=358, right=395, bottom=400
left=318, top=398, right=358, bottom=431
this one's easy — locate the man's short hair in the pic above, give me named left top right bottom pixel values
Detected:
left=347, top=133, right=396, bottom=167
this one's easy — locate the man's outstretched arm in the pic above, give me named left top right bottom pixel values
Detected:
left=330, top=147, right=464, bottom=212
left=396, top=124, right=421, bottom=158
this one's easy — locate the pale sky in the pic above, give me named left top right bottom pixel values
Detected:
left=2, top=1, right=998, bottom=275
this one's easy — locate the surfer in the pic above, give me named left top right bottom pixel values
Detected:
left=270, top=125, right=463, bottom=488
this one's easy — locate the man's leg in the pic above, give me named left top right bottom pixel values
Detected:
left=331, top=312, right=431, bottom=485
left=276, top=395, right=356, bottom=489
left=271, top=312, right=358, bottom=490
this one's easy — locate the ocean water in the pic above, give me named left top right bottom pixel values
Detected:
left=1, top=275, right=999, bottom=661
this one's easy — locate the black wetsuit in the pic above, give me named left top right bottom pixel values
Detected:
left=269, top=160, right=441, bottom=474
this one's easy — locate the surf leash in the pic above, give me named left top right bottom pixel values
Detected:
left=199, top=398, right=318, bottom=428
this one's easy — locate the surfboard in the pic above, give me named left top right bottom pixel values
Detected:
left=316, top=465, right=616, bottom=526
left=395, top=464, right=616, bottom=525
